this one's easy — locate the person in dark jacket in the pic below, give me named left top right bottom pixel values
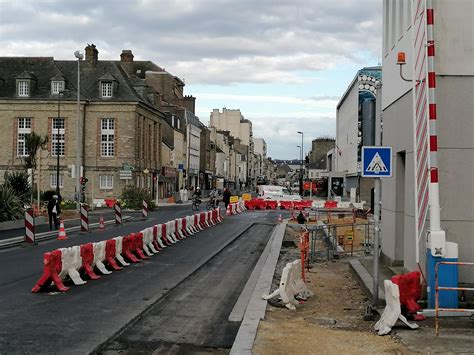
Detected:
left=47, top=195, right=61, bottom=230
left=222, top=187, right=231, bottom=209
left=297, top=211, right=307, bottom=224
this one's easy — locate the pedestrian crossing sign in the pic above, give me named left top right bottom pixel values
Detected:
left=362, top=146, right=392, bottom=177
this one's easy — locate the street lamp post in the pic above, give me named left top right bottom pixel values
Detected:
left=56, top=91, right=64, bottom=197
left=297, top=131, right=303, bottom=196
left=74, top=50, right=83, bottom=209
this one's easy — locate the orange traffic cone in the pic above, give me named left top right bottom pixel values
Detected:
left=57, top=219, right=67, bottom=240
left=99, top=214, right=105, bottom=231
left=278, top=214, right=283, bottom=223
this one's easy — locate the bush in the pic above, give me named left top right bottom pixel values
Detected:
left=0, top=185, right=24, bottom=222
left=3, top=170, right=31, bottom=205
left=60, top=199, right=77, bottom=210
left=120, top=186, right=155, bottom=210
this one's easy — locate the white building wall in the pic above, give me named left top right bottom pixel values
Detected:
left=381, top=0, right=474, bottom=281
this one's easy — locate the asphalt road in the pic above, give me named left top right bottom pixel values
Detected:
left=0, top=208, right=284, bottom=354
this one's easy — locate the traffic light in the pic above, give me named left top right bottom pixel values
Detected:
left=80, top=177, right=89, bottom=185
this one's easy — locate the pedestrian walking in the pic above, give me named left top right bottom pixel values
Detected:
left=297, top=211, right=307, bottom=224
left=47, top=195, right=61, bottom=230
left=223, top=187, right=231, bottom=209
left=183, top=186, right=189, bottom=202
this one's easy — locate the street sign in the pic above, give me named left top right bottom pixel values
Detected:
left=230, top=195, right=239, bottom=203
left=362, top=146, right=392, bottom=177
left=119, top=170, right=133, bottom=180
left=122, top=164, right=134, bottom=171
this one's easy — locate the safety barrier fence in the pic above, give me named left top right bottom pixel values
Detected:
left=31, top=207, right=227, bottom=293
left=435, top=261, right=474, bottom=336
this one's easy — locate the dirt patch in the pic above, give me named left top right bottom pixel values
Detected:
left=253, top=225, right=416, bottom=355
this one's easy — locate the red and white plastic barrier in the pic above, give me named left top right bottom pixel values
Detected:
left=80, top=204, right=89, bottom=232
left=25, top=208, right=35, bottom=244
left=31, top=208, right=224, bottom=293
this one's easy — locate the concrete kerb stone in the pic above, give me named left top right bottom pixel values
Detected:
left=230, top=222, right=286, bottom=355
left=349, top=258, right=386, bottom=305
left=0, top=216, right=133, bottom=249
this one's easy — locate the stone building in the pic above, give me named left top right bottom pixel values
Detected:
left=0, top=45, right=164, bottom=205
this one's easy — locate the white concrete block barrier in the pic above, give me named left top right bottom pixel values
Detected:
left=58, top=246, right=87, bottom=286
left=185, top=215, right=196, bottom=235
left=92, top=241, right=112, bottom=275
left=141, top=227, right=158, bottom=255
left=114, top=236, right=130, bottom=267
left=374, top=280, right=419, bottom=335
left=165, top=221, right=178, bottom=243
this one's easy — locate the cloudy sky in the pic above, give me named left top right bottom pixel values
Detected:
left=0, top=0, right=382, bottom=159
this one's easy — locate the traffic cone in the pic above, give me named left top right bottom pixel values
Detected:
left=226, top=204, right=232, bottom=216
left=57, top=220, right=67, bottom=240
left=99, top=214, right=105, bottom=231
left=278, top=214, right=283, bottom=223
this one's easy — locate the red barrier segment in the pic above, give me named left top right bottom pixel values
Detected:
left=254, top=199, right=267, bottom=210
left=31, top=250, right=69, bottom=293
left=174, top=220, right=184, bottom=240
left=161, top=224, right=172, bottom=246
left=199, top=213, right=206, bottom=229
left=391, top=271, right=422, bottom=314
left=80, top=243, right=100, bottom=280
left=181, top=218, right=190, bottom=237
left=105, top=239, right=122, bottom=271
left=134, top=232, right=149, bottom=260
left=244, top=200, right=255, bottom=210
left=265, top=200, right=278, bottom=209
left=324, top=200, right=338, bottom=208
left=122, top=234, right=140, bottom=263
left=152, top=225, right=163, bottom=251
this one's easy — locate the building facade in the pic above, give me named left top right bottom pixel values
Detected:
left=381, top=0, right=473, bottom=282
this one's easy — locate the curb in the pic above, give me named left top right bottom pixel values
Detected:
left=0, top=216, right=133, bottom=249
left=230, top=222, right=286, bottom=355
left=348, top=258, right=386, bottom=304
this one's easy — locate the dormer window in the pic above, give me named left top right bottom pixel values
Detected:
left=18, top=80, right=29, bottom=97
left=51, top=81, right=65, bottom=94
left=102, top=82, right=113, bottom=98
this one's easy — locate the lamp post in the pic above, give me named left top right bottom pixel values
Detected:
left=297, top=131, right=303, bottom=196
left=74, top=50, right=83, bottom=209
left=56, top=91, right=65, bottom=197
left=296, top=145, right=301, bottom=192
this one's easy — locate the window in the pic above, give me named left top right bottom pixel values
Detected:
left=100, top=175, right=113, bottom=189
left=50, top=174, right=64, bottom=188
left=17, top=118, right=32, bottom=156
left=101, top=82, right=113, bottom=98
left=101, top=118, right=115, bottom=157
left=51, top=81, right=65, bottom=94
left=51, top=118, right=65, bottom=156
left=18, top=81, right=29, bottom=97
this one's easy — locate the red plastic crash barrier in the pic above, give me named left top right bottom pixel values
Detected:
left=181, top=217, right=190, bottom=237
left=122, top=234, right=140, bottom=263
left=199, top=213, right=207, bottom=229
left=80, top=243, right=100, bottom=280
left=324, top=200, right=338, bottom=208
left=254, top=199, right=267, bottom=210
left=174, top=219, right=184, bottom=240
left=244, top=200, right=256, bottom=210
left=134, top=232, right=149, bottom=260
left=105, top=239, right=122, bottom=271
left=279, top=201, right=294, bottom=210
left=391, top=271, right=422, bottom=314
left=161, top=224, right=172, bottom=246
left=31, top=250, right=70, bottom=293
left=265, top=200, right=278, bottom=209
left=152, top=225, right=163, bottom=251
left=293, top=201, right=307, bottom=210
left=104, top=198, right=117, bottom=208
left=195, top=214, right=203, bottom=231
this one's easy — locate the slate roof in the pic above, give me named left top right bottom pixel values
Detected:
left=0, top=57, right=161, bottom=111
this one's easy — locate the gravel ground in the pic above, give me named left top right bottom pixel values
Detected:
left=253, top=225, right=416, bottom=355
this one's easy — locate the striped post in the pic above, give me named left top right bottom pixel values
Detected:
left=114, top=203, right=122, bottom=225
left=142, top=200, right=148, bottom=219
left=24, top=209, right=35, bottom=244
left=80, top=203, right=89, bottom=232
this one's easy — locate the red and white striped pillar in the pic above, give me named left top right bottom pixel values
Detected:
left=24, top=208, right=35, bottom=244
left=142, top=200, right=148, bottom=219
left=425, top=0, right=445, bottom=254
left=114, top=203, right=122, bottom=225
left=80, top=203, right=89, bottom=232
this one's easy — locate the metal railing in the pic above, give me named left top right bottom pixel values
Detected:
left=435, top=261, right=474, bottom=336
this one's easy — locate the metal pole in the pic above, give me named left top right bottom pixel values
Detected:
left=372, top=82, right=382, bottom=308
left=75, top=51, right=82, bottom=210
left=56, top=92, right=61, bottom=197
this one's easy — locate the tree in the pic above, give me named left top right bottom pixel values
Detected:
left=23, top=132, right=48, bottom=204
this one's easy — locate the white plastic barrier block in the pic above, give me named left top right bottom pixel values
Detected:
left=92, top=241, right=112, bottom=275
left=59, top=246, right=87, bottom=285
left=166, top=221, right=178, bottom=243
left=312, top=200, right=325, bottom=208
left=374, top=280, right=419, bottom=335
left=176, top=219, right=186, bottom=239
left=290, top=260, right=313, bottom=299
left=185, top=216, right=195, bottom=235
left=337, top=201, right=351, bottom=208
left=114, top=236, right=130, bottom=267
left=262, top=261, right=300, bottom=310
left=142, top=227, right=157, bottom=255
left=352, top=202, right=364, bottom=209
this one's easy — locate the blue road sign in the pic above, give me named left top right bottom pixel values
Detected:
left=362, top=146, right=392, bottom=177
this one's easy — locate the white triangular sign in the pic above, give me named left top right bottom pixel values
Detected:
left=367, top=152, right=388, bottom=173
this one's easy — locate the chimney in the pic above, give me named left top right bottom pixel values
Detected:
left=183, top=95, right=196, bottom=114
left=120, top=50, right=134, bottom=62
left=120, top=50, right=134, bottom=76
left=85, top=44, right=98, bottom=65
